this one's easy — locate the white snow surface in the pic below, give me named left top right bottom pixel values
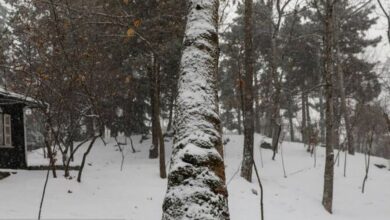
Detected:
left=0, top=134, right=389, bottom=219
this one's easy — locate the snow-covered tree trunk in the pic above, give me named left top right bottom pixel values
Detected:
left=161, top=0, right=230, bottom=219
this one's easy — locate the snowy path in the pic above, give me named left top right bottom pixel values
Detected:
left=0, top=134, right=389, bottom=219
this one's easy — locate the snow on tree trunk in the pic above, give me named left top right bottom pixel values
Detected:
left=161, top=0, right=230, bottom=219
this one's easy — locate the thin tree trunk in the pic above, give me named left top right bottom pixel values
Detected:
left=237, top=102, right=243, bottom=135
left=254, top=73, right=261, bottom=133
left=167, top=67, right=178, bottom=132
left=237, top=63, right=245, bottom=135
left=301, top=91, right=307, bottom=145
left=362, top=130, right=373, bottom=193
left=287, top=93, right=295, bottom=142
left=166, top=92, right=175, bottom=132
left=270, top=32, right=282, bottom=157
left=156, top=63, right=167, bottom=179
left=149, top=54, right=159, bottom=159
left=162, top=1, right=229, bottom=219
left=318, top=48, right=326, bottom=145
left=241, top=0, right=255, bottom=182
left=335, top=42, right=354, bottom=154
left=306, top=93, right=312, bottom=152
left=322, top=0, right=335, bottom=214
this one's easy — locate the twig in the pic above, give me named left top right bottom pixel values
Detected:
left=253, top=158, right=265, bottom=220
left=114, top=136, right=126, bottom=171
left=280, top=142, right=287, bottom=178
left=38, top=168, right=50, bottom=220
left=362, top=129, right=374, bottom=193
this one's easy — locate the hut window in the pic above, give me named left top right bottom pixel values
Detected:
left=4, top=114, right=12, bottom=146
left=0, top=113, right=12, bottom=147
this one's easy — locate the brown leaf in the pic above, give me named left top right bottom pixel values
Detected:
left=127, top=28, right=135, bottom=37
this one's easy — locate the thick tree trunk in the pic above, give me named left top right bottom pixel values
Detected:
left=162, top=1, right=230, bottom=219
left=240, top=0, right=255, bottom=182
left=322, top=0, right=335, bottom=214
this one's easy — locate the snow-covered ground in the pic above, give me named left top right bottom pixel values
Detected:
left=0, top=134, right=389, bottom=219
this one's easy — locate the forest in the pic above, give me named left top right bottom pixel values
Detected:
left=0, top=0, right=389, bottom=219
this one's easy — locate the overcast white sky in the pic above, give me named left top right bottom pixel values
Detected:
left=221, top=0, right=390, bottom=65
left=368, top=1, right=389, bottom=63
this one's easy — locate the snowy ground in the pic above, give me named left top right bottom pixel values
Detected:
left=0, top=134, right=389, bottom=220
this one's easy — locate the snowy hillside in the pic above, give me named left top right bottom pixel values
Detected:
left=0, top=134, right=389, bottom=220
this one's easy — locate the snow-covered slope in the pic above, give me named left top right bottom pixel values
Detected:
left=0, top=134, right=389, bottom=219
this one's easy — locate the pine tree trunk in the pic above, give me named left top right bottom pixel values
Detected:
left=322, top=0, right=335, bottom=214
left=306, top=94, right=312, bottom=152
left=166, top=90, right=175, bottom=132
left=149, top=55, right=159, bottom=159
left=301, top=91, right=307, bottom=145
left=162, top=1, right=229, bottom=219
left=237, top=63, right=245, bottom=135
left=287, top=93, right=295, bottom=141
left=156, top=63, right=167, bottom=179
left=270, top=35, right=281, bottom=157
left=240, top=0, right=255, bottom=182
left=254, top=73, right=261, bottom=133
left=318, top=48, right=326, bottom=145
left=237, top=101, right=243, bottom=135
left=336, top=41, right=354, bottom=154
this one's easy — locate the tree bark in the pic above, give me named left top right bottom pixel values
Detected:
left=306, top=93, right=312, bottom=152
left=237, top=62, right=245, bottom=135
left=149, top=54, right=159, bottom=159
left=301, top=91, right=307, bottom=145
left=287, top=93, right=295, bottom=141
left=270, top=0, right=282, bottom=158
left=156, top=64, right=167, bottom=179
left=322, top=0, right=335, bottom=214
left=241, top=0, right=255, bottom=182
left=254, top=73, right=261, bottom=133
left=162, top=0, right=230, bottom=219
left=319, top=49, right=326, bottom=145
left=335, top=36, right=354, bottom=154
